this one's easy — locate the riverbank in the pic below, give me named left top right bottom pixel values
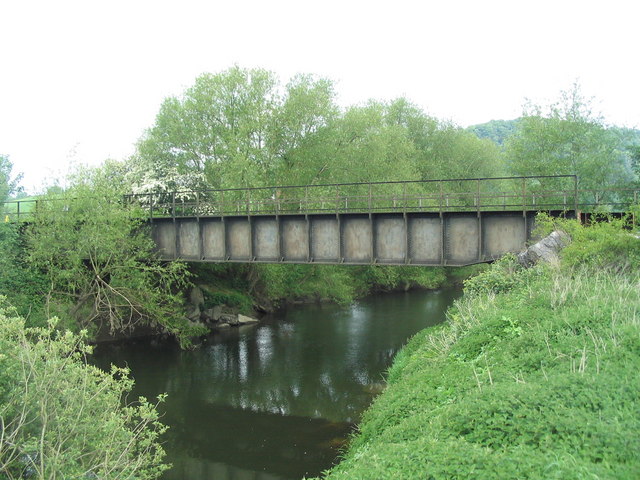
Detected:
left=316, top=219, right=640, bottom=479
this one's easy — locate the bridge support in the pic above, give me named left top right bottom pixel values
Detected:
left=151, top=210, right=542, bottom=266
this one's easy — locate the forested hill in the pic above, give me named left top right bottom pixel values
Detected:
left=467, top=119, right=521, bottom=146
left=469, top=118, right=640, bottom=150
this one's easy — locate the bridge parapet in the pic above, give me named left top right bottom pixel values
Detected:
left=123, top=175, right=587, bottom=219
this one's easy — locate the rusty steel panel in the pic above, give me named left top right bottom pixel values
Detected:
left=202, top=219, right=225, bottom=259
left=374, top=215, right=406, bottom=263
left=343, top=215, right=372, bottom=263
left=253, top=218, right=279, bottom=260
left=152, top=221, right=176, bottom=258
left=446, top=215, right=479, bottom=264
left=311, top=216, right=339, bottom=261
left=408, top=215, right=441, bottom=264
left=178, top=220, right=200, bottom=259
left=281, top=216, right=308, bottom=261
left=482, top=214, right=525, bottom=259
left=226, top=218, right=251, bottom=259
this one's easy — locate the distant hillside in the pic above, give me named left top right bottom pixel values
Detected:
left=469, top=119, right=640, bottom=150
left=467, top=119, right=520, bottom=146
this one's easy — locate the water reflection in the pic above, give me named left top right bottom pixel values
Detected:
left=93, top=288, right=461, bottom=480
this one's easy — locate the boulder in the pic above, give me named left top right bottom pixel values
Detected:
left=189, top=286, right=205, bottom=307
left=187, top=306, right=201, bottom=322
left=517, top=230, right=571, bottom=267
left=202, top=305, right=223, bottom=323
left=237, top=314, right=259, bottom=325
left=219, top=313, right=239, bottom=326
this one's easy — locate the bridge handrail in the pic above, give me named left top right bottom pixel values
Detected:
left=4, top=175, right=640, bottom=222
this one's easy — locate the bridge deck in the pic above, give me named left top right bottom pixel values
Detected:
left=4, top=175, right=637, bottom=266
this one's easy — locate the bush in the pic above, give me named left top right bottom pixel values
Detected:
left=202, top=289, right=253, bottom=313
left=0, top=300, right=169, bottom=479
left=463, top=254, right=521, bottom=295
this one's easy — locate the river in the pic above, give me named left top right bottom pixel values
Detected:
left=92, top=287, right=461, bottom=480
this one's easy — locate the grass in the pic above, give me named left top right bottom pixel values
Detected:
left=315, top=221, right=640, bottom=479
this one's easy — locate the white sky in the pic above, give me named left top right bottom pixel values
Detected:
left=1, top=0, right=639, bottom=193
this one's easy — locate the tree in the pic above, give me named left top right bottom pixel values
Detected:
left=25, top=162, right=203, bottom=343
left=505, top=83, right=634, bottom=194
left=0, top=154, right=22, bottom=203
left=0, top=301, right=168, bottom=479
left=385, top=98, right=504, bottom=182
left=132, top=67, right=339, bottom=192
left=631, top=145, right=640, bottom=180
left=467, top=119, right=521, bottom=146
left=268, top=74, right=338, bottom=185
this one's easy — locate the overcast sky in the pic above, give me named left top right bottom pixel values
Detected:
left=1, top=0, right=639, bottom=192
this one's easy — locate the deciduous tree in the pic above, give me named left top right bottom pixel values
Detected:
left=505, top=83, right=634, bottom=193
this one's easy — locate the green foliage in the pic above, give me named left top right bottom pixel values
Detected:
left=467, top=119, right=521, bottom=146
left=0, top=154, right=22, bottom=204
left=0, top=301, right=169, bottom=478
left=386, top=98, right=505, bottom=182
left=0, top=223, right=47, bottom=323
left=25, top=163, right=200, bottom=343
left=561, top=216, right=640, bottom=271
left=463, top=254, right=522, bottom=295
left=133, top=66, right=337, bottom=190
left=533, top=211, right=640, bottom=272
left=258, top=264, right=357, bottom=305
left=202, top=289, right=253, bottom=313
left=317, top=222, right=640, bottom=479
left=349, top=266, right=447, bottom=294
left=505, top=83, right=634, bottom=193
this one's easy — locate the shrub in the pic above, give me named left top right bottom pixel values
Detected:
left=0, top=300, right=169, bottom=479
left=463, top=254, right=521, bottom=295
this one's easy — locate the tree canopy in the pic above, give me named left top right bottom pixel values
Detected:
left=0, top=154, right=22, bottom=203
left=504, top=84, right=636, bottom=191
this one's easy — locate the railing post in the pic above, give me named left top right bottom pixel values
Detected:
left=171, top=192, right=176, bottom=218
left=368, top=183, right=372, bottom=212
left=403, top=182, right=407, bottom=213
left=439, top=181, right=443, bottom=214
left=476, top=179, right=480, bottom=214
left=305, top=186, right=309, bottom=213
left=521, top=177, right=526, bottom=215
left=336, top=185, right=339, bottom=214
left=574, top=175, right=578, bottom=215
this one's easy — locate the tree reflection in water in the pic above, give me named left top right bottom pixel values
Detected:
left=93, top=288, right=461, bottom=480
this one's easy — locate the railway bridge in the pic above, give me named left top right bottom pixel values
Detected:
left=5, top=175, right=636, bottom=267
left=139, top=175, right=585, bottom=267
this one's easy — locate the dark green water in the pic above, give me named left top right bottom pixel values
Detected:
left=92, top=287, right=461, bottom=480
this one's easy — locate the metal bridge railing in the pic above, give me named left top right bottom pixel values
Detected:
left=122, top=175, right=584, bottom=219
left=4, top=175, right=639, bottom=222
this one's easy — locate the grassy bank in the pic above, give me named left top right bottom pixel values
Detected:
left=316, top=219, right=640, bottom=479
